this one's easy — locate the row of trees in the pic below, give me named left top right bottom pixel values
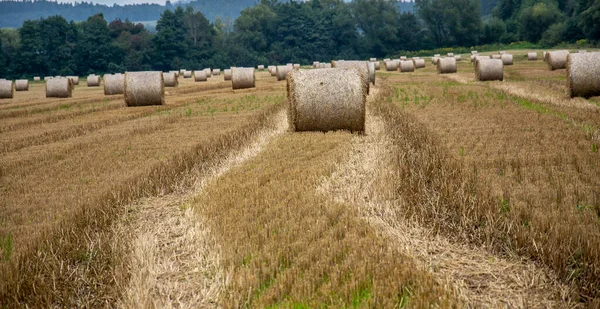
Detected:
left=0, top=0, right=598, bottom=79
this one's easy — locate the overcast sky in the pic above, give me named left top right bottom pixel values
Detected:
left=57, top=0, right=170, bottom=5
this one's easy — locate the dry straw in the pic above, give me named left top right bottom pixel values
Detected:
left=374, top=61, right=380, bottom=70
left=293, top=64, right=300, bottom=69
left=169, top=70, right=179, bottom=77
left=567, top=51, right=600, bottom=98
left=431, top=56, right=440, bottom=65
left=527, top=52, right=538, bottom=60
left=501, top=53, right=513, bottom=65
left=368, top=61, right=375, bottom=85
left=276, top=65, right=293, bottom=81
left=437, top=57, right=457, bottom=74
left=413, top=58, right=426, bottom=69
left=0, top=79, right=14, bottom=99
left=370, top=57, right=377, bottom=62
left=15, top=79, right=29, bottom=91
left=124, top=71, right=164, bottom=106
left=46, top=77, right=72, bottom=98
left=258, top=65, right=265, bottom=70
left=434, top=54, right=441, bottom=57
left=67, top=76, right=79, bottom=85
left=546, top=50, right=569, bottom=70
left=385, top=60, right=399, bottom=71
left=194, top=70, right=207, bottom=82
left=34, top=76, right=40, bottom=81
left=269, top=66, right=277, bottom=76
left=182, top=71, right=191, bottom=78
left=475, top=58, right=504, bottom=81
left=179, top=69, right=185, bottom=75
left=44, top=76, right=52, bottom=81
left=287, top=68, right=365, bottom=132
left=578, top=50, right=587, bottom=53
left=499, top=50, right=506, bottom=54
left=87, top=75, right=101, bottom=87
left=447, top=53, right=454, bottom=57
left=331, top=60, right=370, bottom=94
left=163, top=72, right=178, bottom=87
left=232, top=67, right=256, bottom=90
left=212, top=69, right=221, bottom=76
left=400, top=56, right=407, bottom=60
left=104, top=74, right=125, bottom=95
left=454, top=55, right=462, bottom=61
left=400, top=60, right=415, bottom=72
left=203, top=68, right=211, bottom=77
left=471, top=51, right=478, bottom=55
left=473, top=55, right=491, bottom=66
left=312, top=61, right=319, bottom=68
left=224, top=69, right=232, bottom=81
left=492, top=54, right=501, bottom=59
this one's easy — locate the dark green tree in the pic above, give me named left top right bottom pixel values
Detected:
left=77, top=13, right=112, bottom=74
left=416, top=0, right=482, bottom=46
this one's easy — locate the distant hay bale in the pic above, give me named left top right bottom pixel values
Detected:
left=276, top=65, right=293, bottom=81
left=399, top=60, right=415, bottom=72
left=124, top=71, right=164, bottom=106
left=224, top=69, right=232, bottom=81
left=431, top=56, right=440, bottom=65
left=385, top=60, right=399, bottom=71
left=434, top=54, right=441, bottom=57
left=383, top=58, right=391, bottom=62
left=312, top=61, right=319, bottom=68
left=400, top=56, right=407, bottom=60
left=475, top=59, right=503, bottom=81
left=546, top=50, right=569, bottom=70
left=44, top=76, right=52, bottom=81
left=169, top=70, right=179, bottom=77
left=579, top=50, right=587, bottom=53
left=212, top=69, right=221, bottom=76
left=15, top=79, right=29, bottom=91
left=87, top=75, right=101, bottom=87
left=447, top=53, right=454, bottom=57
left=501, top=53, right=513, bottom=65
left=455, top=55, right=462, bottom=61
left=0, top=80, right=14, bottom=99
left=413, top=59, right=426, bottom=69
left=194, top=70, right=207, bottom=82
left=232, top=67, right=256, bottom=90
left=437, top=57, right=457, bottom=74
left=368, top=61, right=375, bottom=85
left=331, top=60, right=370, bottom=94
left=499, top=51, right=506, bottom=54
left=543, top=52, right=547, bottom=60
left=473, top=55, right=491, bottom=66
left=567, top=52, right=600, bottom=98
left=268, top=65, right=276, bottom=74
left=34, top=76, right=40, bottom=81
left=163, top=72, right=178, bottom=87
left=317, top=63, right=332, bottom=69
left=374, top=61, right=380, bottom=70
left=293, top=64, right=300, bottom=69
left=492, top=54, right=501, bottom=59
left=67, top=76, right=79, bottom=85
left=412, top=57, right=420, bottom=60
left=269, top=66, right=278, bottom=76
left=46, top=77, right=72, bottom=98
left=287, top=68, right=366, bottom=132
left=203, top=68, right=211, bottom=77
left=471, top=51, right=478, bottom=55
left=527, top=52, right=538, bottom=60
left=370, top=58, right=377, bottom=62
left=103, top=74, right=125, bottom=95
left=180, top=69, right=185, bottom=75
left=182, top=71, right=191, bottom=78
left=258, top=65, right=265, bottom=70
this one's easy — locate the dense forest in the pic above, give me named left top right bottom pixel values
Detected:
left=0, top=0, right=598, bottom=79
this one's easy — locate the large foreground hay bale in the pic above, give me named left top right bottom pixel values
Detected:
left=163, top=72, right=178, bottom=87
left=287, top=68, right=365, bottom=132
left=224, top=69, right=232, bottom=81
left=67, top=76, right=79, bottom=85
left=413, top=58, right=426, bottom=69
left=46, top=77, right=72, bottom=98
left=15, top=79, right=29, bottom=91
left=527, top=52, right=538, bottom=60
left=475, top=59, right=503, bottom=81
left=567, top=52, right=600, bottom=98
left=501, top=53, right=513, bottom=65
left=368, top=61, right=375, bottom=85
left=232, top=67, right=256, bottom=90
left=276, top=65, right=292, bottom=81
left=399, top=60, right=415, bottom=72
left=124, top=71, right=164, bottom=106
left=385, top=60, right=399, bottom=71
left=331, top=60, right=370, bottom=94
left=34, top=76, right=40, bottom=81
left=0, top=80, right=14, bottom=99
left=87, top=75, right=101, bottom=87
left=546, top=50, right=569, bottom=70
left=194, top=70, right=207, bottom=82
left=437, top=57, right=457, bottom=74
left=104, top=74, right=124, bottom=95
left=212, top=69, right=221, bottom=76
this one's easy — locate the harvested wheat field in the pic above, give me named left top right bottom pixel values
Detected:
left=1, top=51, right=600, bottom=308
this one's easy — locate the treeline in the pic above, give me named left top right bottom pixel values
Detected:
left=0, top=0, right=598, bottom=79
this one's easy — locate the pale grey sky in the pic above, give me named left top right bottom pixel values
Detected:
left=57, top=0, right=169, bottom=5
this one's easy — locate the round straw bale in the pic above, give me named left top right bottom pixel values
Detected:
left=258, top=65, right=265, bottom=71
left=455, top=55, right=462, bottom=61
left=447, top=53, right=454, bottom=57
left=546, top=50, right=569, bottom=70
left=434, top=54, right=441, bottom=57
left=44, top=76, right=51, bottom=81
left=179, top=69, right=185, bottom=75
left=182, top=71, right=191, bottom=78
left=492, top=54, right=501, bottom=59
left=473, top=55, right=491, bottom=66
left=124, top=71, right=164, bottom=106
left=370, top=58, right=377, bottom=62
left=67, top=76, right=79, bottom=85
left=287, top=63, right=293, bottom=66
left=499, top=51, right=506, bottom=54
left=471, top=51, right=478, bottom=55
left=527, top=52, right=538, bottom=60
left=312, top=61, right=319, bottom=68
left=87, top=75, right=101, bottom=87
left=169, top=70, right=179, bottom=77
left=232, top=67, right=256, bottom=90
left=203, top=68, right=211, bottom=77
left=567, top=52, right=600, bottom=98
left=104, top=74, right=124, bottom=95
left=15, top=79, right=29, bottom=91
left=224, top=69, right=232, bottom=81
left=331, top=60, right=370, bottom=94
left=163, top=72, right=178, bottom=87
left=543, top=51, right=547, bottom=60
left=431, top=56, right=440, bottom=65
left=368, top=61, right=375, bottom=85
left=293, top=64, right=300, bottom=69
left=400, top=56, right=407, bottom=60
left=34, top=76, right=40, bottom=82
left=437, top=57, right=457, bottom=74
left=193, top=70, right=207, bottom=82
left=412, top=57, right=420, bottom=60
left=399, top=60, right=415, bottom=72
left=413, top=59, right=426, bottom=69
left=276, top=65, right=293, bottom=81
left=579, top=50, right=587, bottom=53
left=287, top=68, right=366, bottom=132
left=383, top=58, right=391, bottom=62
left=212, top=69, right=221, bottom=76
left=385, top=60, right=399, bottom=71
left=501, top=53, right=513, bottom=65
left=374, top=61, right=380, bottom=70
left=46, top=77, right=72, bottom=98
left=0, top=80, right=14, bottom=99
left=475, top=59, right=503, bottom=81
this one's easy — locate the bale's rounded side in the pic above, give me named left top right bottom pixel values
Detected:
left=437, top=57, right=457, bottom=74
left=46, top=78, right=72, bottom=98
left=331, top=60, right=370, bottom=94
left=370, top=58, right=377, bottom=62
left=413, top=59, right=426, bottom=69
left=385, top=60, right=399, bottom=71
left=471, top=51, right=478, bottom=55
left=163, top=72, right=179, bottom=87
left=293, top=64, right=300, bottom=69
left=276, top=65, right=292, bottom=81
left=124, top=71, right=164, bottom=106
left=475, top=59, right=504, bottom=81
left=15, top=79, right=29, bottom=91
left=224, top=69, right=232, bottom=81
left=87, top=75, right=101, bottom=87
left=399, top=60, right=415, bottom=72
left=431, top=57, right=439, bottom=65
left=103, top=74, right=125, bottom=95
left=258, top=65, right=265, bottom=70
left=400, top=56, right=407, bottom=60
left=383, top=58, right=391, bottom=62
left=567, top=52, right=600, bottom=98
left=374, top=61, right=380, bottom=70
left=287, top=68, right=366, bottom=132
left=0, top=80, right=14, bottom=99
left=232, top=68, right=256, bottom=90
left=182, top=71, right=191, bottom=78
left=454, top=55, right=462, bottom=61
left=546, top=50, right=569, bottom=71
left=212, top=69, right=221, bottom=76
left=34, top=76, right=40, bottom=81
left=368, top=61, right=375, bottom=85
left=527, top=52, right=538, bottom=60
left=192, top=71, right=206, bottom=82
left=67, top=76, right=79, bottom=85
left=501, top=54, right=513, bottom=65
left=447, top=53, right=454, bottom=57
left=203, top=68, right=211, bottom=77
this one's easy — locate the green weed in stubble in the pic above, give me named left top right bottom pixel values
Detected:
left=0, top=233, right=13, bottom=261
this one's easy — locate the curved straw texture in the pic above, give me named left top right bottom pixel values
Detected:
left=163, top=72, right=178, bottom=87
left=34, top=77, right=40, bottom=81
left=276, top=65, right=293, bottom=81
left=331, top=60, right=370, bottom=94
left=501, top=54, right=513, bottom=65
left=473, top=55, right=491, bottom=66
left=182, top=71, right=191, bottom=78
left=546, top=50, right=569, bottom=70
left=224, top=69, right=232, bottom=81
left=492, top=54, right=501, bottom=59
left=454, top=55, right=462, bottom=61
left=399, top=60, right=415, bottom=72
left=258, top=65, right=265, bottom=70
left=475, top=59, right=503, bottom=81
left=104, top=74, right=125, bottom=95
left=232, top=67, right=256, bottom=90
left=385, top=60, right=399, bottom=71
left=15, top=79, right=29, bottom=91
left=413, top=59, right=426, bottom=69
left=194, top=71, right=207, bottom=82
left=287, top=68, right=366, bottom=132
left=431, top=57, right=439, bottom=65
left=203, top=68, right=211, bottom=77
left=437, top=57, right=457, bottom=74
left=46, top=77, right=72, bottom=98
left=124, top=71, right=164, bottom=106
left=368, top=61, right=375, bottom=85
left=212, top=69, right=221, bottom=76
left=374, top=61, right=380, bottom=70
left=67, top=76, right=79, bottom=85
left=87, top=75, right=101, bottom=87
left=527, top=52, right=538, bottom=60
left=269, top=66, right=277, bottom=76
left=0, top=80, right=14, bottom=99
left=567, top=52, right=600, bottom=98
